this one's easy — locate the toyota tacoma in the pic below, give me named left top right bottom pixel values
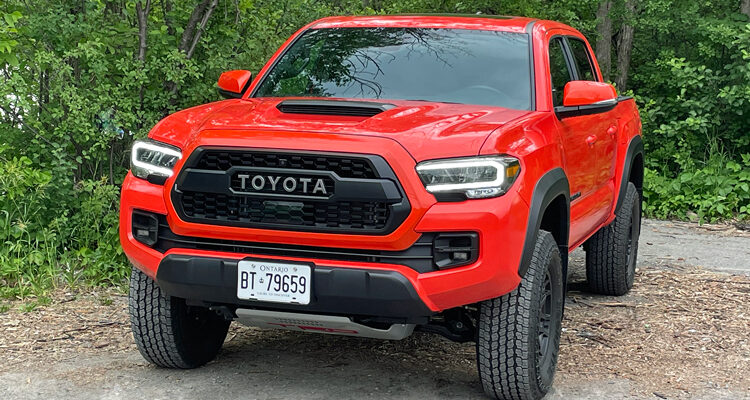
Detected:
left=121, top=14, right=643, bottom=400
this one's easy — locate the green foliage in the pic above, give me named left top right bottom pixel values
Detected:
left=0, top=0, right=749, bottom=297
left=0, top=10, right=22, bottom=66
left=644, top=154, right=750, bottom=222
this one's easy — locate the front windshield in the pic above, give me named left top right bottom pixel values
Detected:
left=253, top=27, right=532, bottom=110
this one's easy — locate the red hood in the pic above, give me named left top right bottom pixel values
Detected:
left=150, top=98, right=532, bottom=161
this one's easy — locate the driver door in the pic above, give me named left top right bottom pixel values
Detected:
left=548, top=36, right=613, bottom=245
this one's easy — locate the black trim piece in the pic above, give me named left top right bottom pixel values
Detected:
left=155, top=254, right=434, bottom=322
left=146, top=174, right=168, bottom=185
left=177, top=167, right=401, bottom=202
left=559, top=37, right=580, bottom=81
left=617, top=95, right=634, bottom=102
left=615, top=135, right=644, bottom=213
left=518, top=168, right=569, bottom=277
left=151, top=216, right=438, bottom=273
left=276, top=99, right=395, bottom=117
left=570, top=192, right=581, bottom=201
left=132, top=210, right=159, bottom=246
left=525, top=20, right=537, bottom=111
left=432, top=232, right=479, bottom=269
left=554, top=100, right=618, bottom=119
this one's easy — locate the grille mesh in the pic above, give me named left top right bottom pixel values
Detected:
left=195, top=150, right=377, bottom=179
left=180, top=191, right=389, bottom=230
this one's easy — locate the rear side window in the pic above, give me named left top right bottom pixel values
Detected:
left=549, top=37, right=572, bottom=107
left=567, top=38, right=597, bottom=81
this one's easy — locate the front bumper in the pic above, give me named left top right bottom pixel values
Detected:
left=120, top=134, right=531, bottom=316
left=157, top=254, right=433, bottom=322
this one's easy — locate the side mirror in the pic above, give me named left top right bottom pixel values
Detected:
left=218, top=70, right=253, bottom=99
left=556, top=81, right=618, bottom=119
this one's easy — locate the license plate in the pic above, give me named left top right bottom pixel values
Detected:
left=237, top=259, right=312, bottom=305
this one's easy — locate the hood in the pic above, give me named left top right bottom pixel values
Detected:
left=150, top=98, right=532, bottom=161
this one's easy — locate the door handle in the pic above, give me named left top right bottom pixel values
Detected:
left=586, top=135, right=598, bottom=147
left=607, top=125, right=617, bottom=137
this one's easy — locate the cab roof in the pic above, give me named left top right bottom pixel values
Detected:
left=311, top=15, right=538, bottom=33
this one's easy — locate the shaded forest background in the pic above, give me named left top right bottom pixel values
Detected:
left=1, top=0, right=749, bottom=300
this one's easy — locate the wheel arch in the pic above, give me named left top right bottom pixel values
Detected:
left=518, top=168, right=570, bottom=278
left=615, top=135, right=644, bottom=213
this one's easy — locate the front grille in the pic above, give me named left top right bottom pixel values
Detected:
left=171, top=149, right=410, bottom=234
left=181, top=191, right=389, bottom=230
left=195, top=150, right=377, bottom=179
left=151, top=216, right=437, bottom=273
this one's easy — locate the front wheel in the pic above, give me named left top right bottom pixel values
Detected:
left=477, top=230, right=564, bottom=400
left=129, top=267, right=230, bottom=368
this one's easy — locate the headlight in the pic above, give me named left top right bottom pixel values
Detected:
left=130, top=140, right=182, bottom=181
left=416, top=156, right=521, bottom=199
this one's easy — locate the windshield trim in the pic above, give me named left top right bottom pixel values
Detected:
left=249, top=27, right=535, bottom=110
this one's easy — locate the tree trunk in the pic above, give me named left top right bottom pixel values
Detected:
left=595, top=0, right=613, bottom=82
left=614, top=0, right=637, bottom=90
left=742, top=0, right=750, bottom=19
left=135, top=0, right=151, bottom=61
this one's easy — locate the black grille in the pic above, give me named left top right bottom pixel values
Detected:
left=151, top=216, right=437, bottom=273
left=195, top=150, right=377, bottom=179
left=181, top=192, right=389, bottom=230
left=172, top=149, right=409, bottom=234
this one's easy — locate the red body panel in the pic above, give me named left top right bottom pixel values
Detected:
left=120, top=15, right=641, bottom=313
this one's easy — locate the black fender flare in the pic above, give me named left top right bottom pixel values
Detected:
left=518, top=168, right=570, bottom=278
left=615, top=135, right=644, bottom=213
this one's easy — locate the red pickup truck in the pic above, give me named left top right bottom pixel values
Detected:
left=121, top=14, right=643, bottom=400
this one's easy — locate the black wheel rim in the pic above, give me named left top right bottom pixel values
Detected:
left=625, top=201, right=641, bottom=285
left=537, top=271, right=552, bottom=360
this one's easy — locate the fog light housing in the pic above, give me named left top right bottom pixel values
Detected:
left=132, top=210, right=160, bottom=247
left=433, top=233, right=479, bottom=269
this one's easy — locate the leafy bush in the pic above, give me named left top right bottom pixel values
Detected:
left=0, top=151, right=126, bottom=298
left=644, top=154, right=750, bottom=222
left=1, top=0, right=749, bottom=299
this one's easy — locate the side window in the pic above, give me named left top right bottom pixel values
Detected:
left=549, top=37, right=573, bottom=107
left=567, top=38, right=597, bottom=81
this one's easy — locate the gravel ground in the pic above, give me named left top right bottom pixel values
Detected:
left=1, top=219, right=749, bottom=400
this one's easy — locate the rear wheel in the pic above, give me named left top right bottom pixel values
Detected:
left=585, top=182, right=641, bottom=296
left=129, top=267, right=230, bottom=368
left=477, top=230, right=564, bottom=400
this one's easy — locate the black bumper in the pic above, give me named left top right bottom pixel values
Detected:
left=155, top=254, right=434, bottom=323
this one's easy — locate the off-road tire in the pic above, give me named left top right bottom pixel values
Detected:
left=585, top=182, right=641, bottom=296
left=477, top=230, right=564, bottom=400
left=129, top=267, right=230, bottom=368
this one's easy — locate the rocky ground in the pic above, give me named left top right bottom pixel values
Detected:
left=1, top=219, right=749, bottom=399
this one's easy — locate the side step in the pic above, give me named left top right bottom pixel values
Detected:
left=235, top=309, right=415, bottom=340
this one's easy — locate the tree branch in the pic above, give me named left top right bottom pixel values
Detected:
left=178, top=0, right=211, bottom=53
left=186, top=0, right=218, bottom=59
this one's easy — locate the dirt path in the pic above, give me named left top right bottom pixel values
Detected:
left=1, top=219, right=749, bottom=400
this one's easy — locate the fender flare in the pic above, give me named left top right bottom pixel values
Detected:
left=518, top=168, right=570, bottom=277
left=614, top=135, right=644, bottom=213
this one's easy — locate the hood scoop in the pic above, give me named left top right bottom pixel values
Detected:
left=276, top=99, right=395, bottom=117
